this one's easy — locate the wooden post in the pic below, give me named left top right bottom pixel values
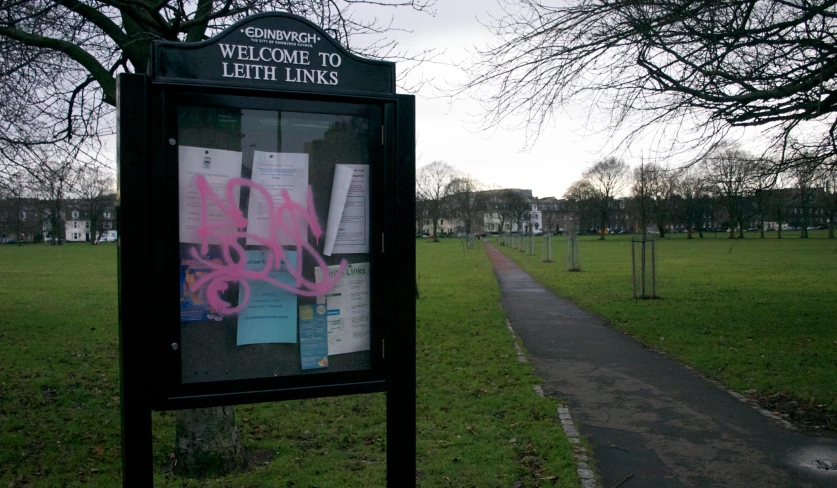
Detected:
left=548, top=234, right=553, bottom=262
left=652, top=239, right=657, bottom=298
left=631, top=239, right=637, bottom=299
left=641, top=239, right=647, bottom=298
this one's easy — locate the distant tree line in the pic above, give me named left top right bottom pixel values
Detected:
left=558, top=143, right=837, bottom=240
left=417, top=142, right=837, bottom=242
left=0, top=143, right=114, bottom=245
left=416, top=161, right=492, bottom=241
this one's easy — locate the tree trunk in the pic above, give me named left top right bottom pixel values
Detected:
left=777, top=213, right=783, bottom=238
left=658, top=223, right=666, bottom=238
left=432, top=219, right=439, bottom=243
left=174, top=406, right=246, bottom=478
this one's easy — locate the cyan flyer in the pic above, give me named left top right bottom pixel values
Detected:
left=299, top=304, right=329, bottom=370
left=236, top=250, right=298, bottom=345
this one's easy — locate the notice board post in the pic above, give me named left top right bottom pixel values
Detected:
left=117, top=12, right=415, bottom=487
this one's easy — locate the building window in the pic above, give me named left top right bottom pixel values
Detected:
left=104, top=222, right=112, bottom=230
left=104, top=211, right=112, bottom=219
left=72, top=210, right=79, bottom=219
left=72, top=232, right=78, bottom=240
left=19, top=211, right=26, bottom=221
left=73, top=221, right=78, bottom=229
left=85, top=221, right=90, bottom=228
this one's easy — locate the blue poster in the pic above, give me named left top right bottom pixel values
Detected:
left=180, top=249, right=226, bottom=322
left=300, top=304, right=329, bottom=370
left=236, top=250, right=298, bottom=345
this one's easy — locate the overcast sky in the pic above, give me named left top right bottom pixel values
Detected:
left=357, top=0, right=763, bottom=199
left=348, top=0, right=629, bottom=199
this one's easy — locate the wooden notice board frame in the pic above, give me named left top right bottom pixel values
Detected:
left=117, top=12, right=415, bottom=487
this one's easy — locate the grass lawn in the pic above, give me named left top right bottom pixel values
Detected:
left=494, top=231, right=837, bottom=431
left=0, top=241, right=579, bottom=487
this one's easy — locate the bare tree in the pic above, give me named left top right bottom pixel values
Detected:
left=446, top=175, right=486, bottom=236
left=631, top=162, right=652, bottom=238
left=648, top=165, right=679, bottom=238
left=563, top=179, right=595, bottom=234
left=76, top=164, right=115, bottom=244
left=704, top=144, right=757, bottom=239
left=748, top=160, right=778, bottom=238
left=0, top=0, right=435, bottom=178
left=459, top=0, right=837, bottom=171
left=0, top=170, right=30, bottom=244
left=497, top=189, right=522, bottom=233
left=770, top=175, right=794, bottom=239
left=677, top=166, right=710, bottom=239
left=791, top=161, right=819, bottom=238
left=821, top=167, right=837, bottom=238
left=485, top=186, right=510, bottom=234
left=416, top=161, right=455, bottom=242
left=26, top=145, right=80, bottom=245
left=583, top=157, right=629, bottom=240
left=504, top=190, right=532, bottom=234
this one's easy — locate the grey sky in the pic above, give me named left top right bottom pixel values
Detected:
left=354, top=0, right=630, bottom=199
left=359, top=0, right=764, bottom=199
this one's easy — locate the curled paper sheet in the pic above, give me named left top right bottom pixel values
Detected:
left=323, top=164, right=369, bottom=256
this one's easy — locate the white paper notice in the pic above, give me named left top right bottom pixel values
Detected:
left=247, top=151, right=309, bottom=246
left=315, top=262, right=370, bottom=355
left=178, top=146, right=242, bottom=245
left=323, top=164, right=369, bottom=256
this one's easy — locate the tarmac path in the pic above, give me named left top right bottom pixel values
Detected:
left=484, top=241, right=837, bottom=488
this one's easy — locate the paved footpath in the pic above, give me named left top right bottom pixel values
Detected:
left=484, top=242, right=837, bottom=488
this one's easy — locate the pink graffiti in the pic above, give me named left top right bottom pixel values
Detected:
left=187, top=175, right=347, bottom=315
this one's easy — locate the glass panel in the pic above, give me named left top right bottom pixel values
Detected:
left=176, top=104, right=372, bottom=383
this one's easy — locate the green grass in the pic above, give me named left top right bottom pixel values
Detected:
left=494, top=231, right=837, bottom=427
left=0, top=241, right=579, bottom=487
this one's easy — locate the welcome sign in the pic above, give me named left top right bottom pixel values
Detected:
left=152, top=12, right=395, bottom=96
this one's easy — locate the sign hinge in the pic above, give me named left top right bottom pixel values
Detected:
left=381, top=125, right=385, bottom=145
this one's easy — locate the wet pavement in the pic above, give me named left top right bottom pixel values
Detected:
left=484, top=241, right=837, bottom=488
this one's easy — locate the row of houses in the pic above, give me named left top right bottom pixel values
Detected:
left=419, top=187, right=833, bottom=236
left=0, top=195, right=117, bottom=244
